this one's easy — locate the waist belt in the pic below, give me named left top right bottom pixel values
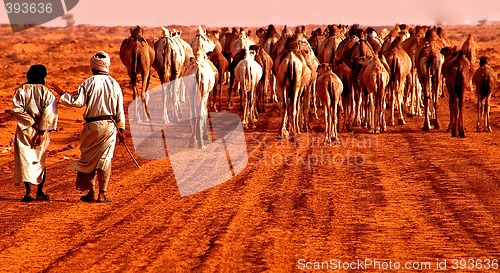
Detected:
left=84, top=115, right=113, bottom=123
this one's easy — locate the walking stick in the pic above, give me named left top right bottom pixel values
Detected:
left=111, top=119, right=141, bottom=169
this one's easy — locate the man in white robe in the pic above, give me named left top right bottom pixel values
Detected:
left=51, top=51, right=125, bottom=203
left=12, top=64, right=58, bottom=202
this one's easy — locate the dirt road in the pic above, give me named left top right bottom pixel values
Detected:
left=1, top=89, right=499, bottom=272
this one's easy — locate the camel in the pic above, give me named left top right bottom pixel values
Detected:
left=184, top=49, right=217, bottom=149
left=227, top=49, right=247, bottom=109
left=441, top=49, right=471, bottom=137
left=153, top=27, right=187, bottom=124
left=307, top=28, right=325, bottom=58
left=271, top=25, right=294, bottom=61
left=386, top=36, right=412, bottom=126
left=220, top=27, right=239, bottom=62
left=333, top=59, right=352, bottom=132
left=207, top=50, right=228, bottom=112
left=189, top=26, right=216, bottom=54
left=417, top=29, right=444, bottom=131
left=206, top=30, right=223, bottom=53
left=252, top=44, right=274, bottom=113
left=120, top=25, right=155, bottom=123
left=318, top=25, right=343, bottom=67
left=230, top=29, right=255, bottom=59
left=256, top=24, right=280, bottom=56
left=316, top=63, right=343, bottom=145
left=235, top=48, right=263, bottom=129
left=472, top=56, right=497, bottom=132
left=275, top=37, right=304, bottom=140
left=402, top=26, right=426, bottom=117
left=461, top=34, right=479, bottom=67
left=340, top=37, right=375, bottom=127
left=361, top=53, right=390, bottom=133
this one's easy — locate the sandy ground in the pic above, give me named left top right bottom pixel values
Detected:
left=0, top=24, right=499, bottom=272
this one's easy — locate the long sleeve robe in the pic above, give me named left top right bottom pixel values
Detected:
left=59, top=75, right=125, bottom=174
left=12, top=84, right=58, bottom=185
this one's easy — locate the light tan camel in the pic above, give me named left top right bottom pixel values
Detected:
left=184, top=49, right=217, bottom=149
left=316, top=63, right=343, bottom=145
left=417, top=29, right=444, bottom=131
left=153, top=27, right=187, bottom=124
left=461, top=34, right=479, bottom=67
left=120, top=25, right=155, bottom=122
left=235, top=48, right=263, bottom=129
left=386, top=36, right=412, bottom=126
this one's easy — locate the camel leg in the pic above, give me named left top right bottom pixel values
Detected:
left=422, top=84, right=430, bottom=131
left=333, top=101, right=339, bottom=144
left=390, top=83, right=396, bottom=126
left=485, top=96, right=492, bottom=132
left=476, top=96, right=482, bottom=132
left=432, top=79, right=440, bottom=129
left=458, top=96, right=465, bottom=138
left=323, top=103, right=329, bottom=145
left=227, top=73, right=235, bottom=109
left=397, top=81, right=406, bottom=125
left=450, top=97, right=458, bottom=137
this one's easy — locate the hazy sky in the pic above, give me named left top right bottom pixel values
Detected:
left=1, top=0, right=499, bottom=27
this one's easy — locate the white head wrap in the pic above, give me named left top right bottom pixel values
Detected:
left=90, top=51, right=110, bottom=72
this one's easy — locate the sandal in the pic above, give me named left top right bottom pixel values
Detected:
left=35, top=192, right=50, bottom=201
left=80, top=194, right=96, bottom=203
left=96, top=196, right=111, bottom=203
left=20, top=195, right=35, bottom=203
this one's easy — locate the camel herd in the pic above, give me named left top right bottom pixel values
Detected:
left=119, top=24, right=497, bottom=147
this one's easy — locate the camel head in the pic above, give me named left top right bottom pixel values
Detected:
left=256, top=28, right=265, bottom=38
left=195, top=26, right=206, bottom=37
left=161, top=27, right=171, bottom=37
left=130, top=25, right=143, bottom=38
left=267, top=24, right=278, bottom=37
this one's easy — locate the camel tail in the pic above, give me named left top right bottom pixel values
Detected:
left=390, top=57, right=398, bottom=83
left=132, top=45, right=141, bottom=86
left=479, top=73, right=491, bottom=98
left=245, top=65, right=251, bottom=92
left=285, top=60, right=296, bottom=101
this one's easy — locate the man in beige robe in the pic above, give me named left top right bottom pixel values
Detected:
left=51, top=51, right=125, bottom=203
left=13, top=64, right=58, bottom=202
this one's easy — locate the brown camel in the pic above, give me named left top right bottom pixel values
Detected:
left=252, top=45, right=274, bottom=113
left=473, top=56, right=497, bottom=132
left=402, top=26, right=426, bottom=117
left=333, top=59, right=352, bottom=132
left=441, top=49, right=471, bottom=137
left=256, top=24, right=280, bottom=56
left=361, top=54, right=390, bottom=133
left=316, top=63, right=343, bottom=145
left=208, top=50, right=228, bottom=112
left=219, top=27, right=239, bottom=63
left=120, top=25, right=155, bottom=123
left=318, top=25, right=343, bottom=67
left=308, top=28, right=325, bottom=59
left=386, top=36, right=412, bottom=126
left=275, top=37, right=304, bottom=140
left=417, top=29, right=444, bottom=131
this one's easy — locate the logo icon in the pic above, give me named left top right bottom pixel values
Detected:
left=128, top=75, right=248, bottom=196
left=4, top=0, right=79, bottom=32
